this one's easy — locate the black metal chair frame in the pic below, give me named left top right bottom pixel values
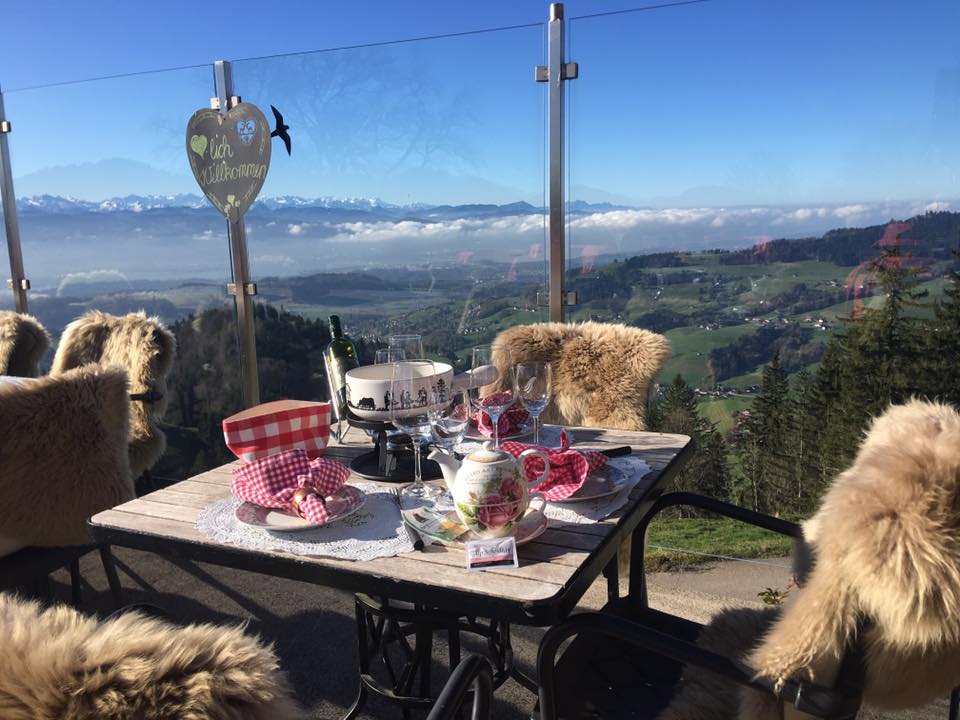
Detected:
left=536, top=491, right=867, bottom=720
left=0, top=544, right=124, bottom=609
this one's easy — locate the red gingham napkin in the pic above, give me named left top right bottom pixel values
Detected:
left=232, top=448, right=350, bottom=524
left=500, top=430, right=607, bottom=501
left=223, top=401, right=331, bottom=463
left=473, top=392, right=530, bottom=438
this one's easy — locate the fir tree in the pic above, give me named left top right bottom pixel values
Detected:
left=931, top=245, right=960, bottom=404
left=736, top=352, right=790, bottom=513
left=650, top=375, right=730, bottom=513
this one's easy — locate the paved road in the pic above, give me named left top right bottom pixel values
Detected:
left=51, top=549, right=948, bottom=719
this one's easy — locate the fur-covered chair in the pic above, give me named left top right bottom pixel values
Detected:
left=0, top=364, right=133, bottom=547
left=538, top=399, right=960, bottom=719
left=51, top=311, right=176, bottom=480
left=0, top=364, right=133, bottom=606
left=488, top=321, right=670, bottom=430
left=0, top=311, right=50, bottom=377
left=0, top=592, right=303, bottom=720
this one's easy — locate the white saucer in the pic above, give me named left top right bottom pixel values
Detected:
left=439, top=508, right=548, bottom=546
left=235, top=485, right=365, bottom=532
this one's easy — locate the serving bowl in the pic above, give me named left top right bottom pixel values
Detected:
left=345, top=361, right=455, bottom=423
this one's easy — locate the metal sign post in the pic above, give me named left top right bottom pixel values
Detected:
left=212, top=60, right=261, bottom=407
left=0, top=86, right=30, bottom=314
left=536, top=3, right=578, bottom=323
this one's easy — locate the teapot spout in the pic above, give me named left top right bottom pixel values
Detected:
left=427, top=448, right=460, bottom=493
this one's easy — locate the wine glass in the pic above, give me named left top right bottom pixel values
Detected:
left=515, top=362, right=552, bottom=445
left=388, top=334, right=423, bottom=361
left=391, top=360, right=441, bottom=502
left=430, top=387, right=470, bottom=453
left=467, top=344, right=516, bottom=448
left=429, top=387, right=470, bottom=510
left=376, top=347, right=405, bottom=364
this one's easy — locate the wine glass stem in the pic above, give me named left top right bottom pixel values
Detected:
left=534, top=415, right=540, bottom=445
left=413, top=438, right=423, bottom=486
left=493, top=414, right=500, bottom=448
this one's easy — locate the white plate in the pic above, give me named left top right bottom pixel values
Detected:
left=235, top=485, right=365, bottom=532
left=463, top=419, right=534, bottom=442
left=550, top=462, right=631, bottom=503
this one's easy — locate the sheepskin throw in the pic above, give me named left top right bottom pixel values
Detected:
left=0, top=593, right=303, bottom=720
left=0, top=311, right=49, bottom=377
left=489, top=322, right=670, bottom=430
left=659, top=399, right=960, bottom=719
left=0, top=365, right=133, bottom=546
left=52, top=311, right=176, bottom=478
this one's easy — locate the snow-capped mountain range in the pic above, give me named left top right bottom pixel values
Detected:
left=15, top=194, right=438, bottom=214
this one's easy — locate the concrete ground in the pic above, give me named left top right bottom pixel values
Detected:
left=48, top=548, right=948, bottom=719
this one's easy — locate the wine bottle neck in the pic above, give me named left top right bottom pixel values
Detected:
left=329, top=315, right=343, bottom=338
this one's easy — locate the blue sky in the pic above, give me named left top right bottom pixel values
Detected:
left=2, top=0, right=959, bottom=207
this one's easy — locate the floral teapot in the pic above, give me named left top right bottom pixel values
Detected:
left=428, top=442, right=550, bottom=538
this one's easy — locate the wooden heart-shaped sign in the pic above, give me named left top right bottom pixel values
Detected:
left=186, top=102, right=271, bottom=222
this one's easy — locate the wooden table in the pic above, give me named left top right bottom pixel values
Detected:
left=89, top=426, right=692, bottom=626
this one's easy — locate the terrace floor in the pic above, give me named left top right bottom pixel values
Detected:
left=55, top=548, right=947, bottom=719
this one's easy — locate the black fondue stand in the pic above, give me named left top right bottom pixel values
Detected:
left=344, top=411, right=443, bottom=482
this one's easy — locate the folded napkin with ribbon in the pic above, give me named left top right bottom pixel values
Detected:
left=500, top=431, right=607, bottom=501
left=232, top=448, right=351, bottom=524
left=473, top=392, right=531, bottom=437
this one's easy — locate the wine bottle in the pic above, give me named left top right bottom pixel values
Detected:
left=324, top=315, right=359, bottom=422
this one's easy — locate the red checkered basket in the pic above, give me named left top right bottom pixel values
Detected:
left=223, top=400, right=332, bottom=462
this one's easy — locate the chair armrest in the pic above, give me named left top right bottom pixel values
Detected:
left=537, top=612, right=859, bottom=720
left=129, top=388, right=164, bottom=404
left=643, top=492, right=802, bottom=538
left=425, top=655, right=494, bottom=720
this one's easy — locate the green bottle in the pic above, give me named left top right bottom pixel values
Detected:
left=324, top=315, right=360, bottom=422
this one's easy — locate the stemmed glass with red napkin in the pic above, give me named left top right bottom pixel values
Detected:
left=473, top=392, right=531, bottom=438
left=500, top=430, right=607, bottom=501
left=232, top=448, right=351, bottom=524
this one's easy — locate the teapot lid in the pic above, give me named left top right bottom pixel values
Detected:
left=467, top=441, right=510, bottom=464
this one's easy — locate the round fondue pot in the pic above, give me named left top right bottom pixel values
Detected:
left=345, top=361, right=455, bottom=423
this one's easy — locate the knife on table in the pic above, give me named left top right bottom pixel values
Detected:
left=599, top=446, right=633, bottom=458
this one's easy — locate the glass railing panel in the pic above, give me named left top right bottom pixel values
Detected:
left=232, top=24, right=547, bottom=405
left=3, top=66, right=245, bottom=478
left=569, top=0, right=960, bottom=547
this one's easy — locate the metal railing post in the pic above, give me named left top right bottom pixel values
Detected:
left=212, top=60, right=260, bottom=407
left=0, top=86, right=30, bottom=314
left=536, top=4, right=578, bottom=322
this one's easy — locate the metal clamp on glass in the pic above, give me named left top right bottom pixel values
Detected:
left=0, top=120, right=10, bottom=134
left=6, top=278, right=30, bottom=291
left=226, top=282, right=257, bottom=296
left=209, top=95, right=242, bottom=110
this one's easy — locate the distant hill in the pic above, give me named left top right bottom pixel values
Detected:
left=719, top=211, right=960, bottom=267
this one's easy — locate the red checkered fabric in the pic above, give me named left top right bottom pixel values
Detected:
left=232, top=448, right=350, bottom=524
left=473, top=393, right=530, bottom=438
left=223, top=403, right=331, bottom=462
left=501, top=430, right=607, bottom=501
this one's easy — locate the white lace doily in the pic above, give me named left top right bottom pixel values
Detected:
left=543, top=455, right=651, bottom=525
left=196, top=482, right=414, bottom=561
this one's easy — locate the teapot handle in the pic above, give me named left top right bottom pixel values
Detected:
left=518, top=448, right=551, bottom=488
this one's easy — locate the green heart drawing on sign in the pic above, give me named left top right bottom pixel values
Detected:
left=189, top=134, right=208, bottom=158
left=185, top=103, right=271, bottom=222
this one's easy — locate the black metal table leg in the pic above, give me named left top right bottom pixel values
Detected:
left=350, top=594, right=526, bottom=717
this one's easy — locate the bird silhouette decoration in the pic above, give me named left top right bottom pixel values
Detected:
left=269, top=105, right=292, bottom=156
